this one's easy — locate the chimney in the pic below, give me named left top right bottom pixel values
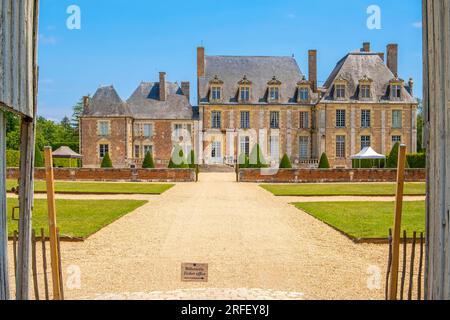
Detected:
left=377, top=52, right=385, bottom=62
left=308, top=50, right=317, bottom=92
left=387, top=44, right=398, bottom=77
left=181, top=81, right=190, bottom=101
left=408, top=78, right=414, bottom=96
left=362, top=42, right=371, bottom=52
left=197, top=47, right=205, bottom=78
left=83, top=96, right=90, bottom=109
left=159, top=72, right=166, bottom=101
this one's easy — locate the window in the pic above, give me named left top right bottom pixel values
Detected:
left=134, top=145, right=140, bottom=158
left=335, top=84, right=346, bottom=99
left=143, top=145, right=153, bottom=156
left=211, top=141, right=222, bottom=159
left=211, top=86, right=221, bottom=101
left=143, top=124, right=153, bottom=138
left=300, top=112, right=309, bottom=129
left=240, top=111, right=250, bottom=129
left=211, top=111, right=221, bottom=129
left=99, top=121, right=109, bottom=136
left=336, top=110, right=346, bottom=128
left=299, top=87, right=309, bottom=101
left=269, top=87, right=279, bottom=102
left=240, top=136, right=250, bottom=157
left=361, top=110, right=371, bottom=128
left=392, top=110, right=402, bottom=128
left=270, top=111, right=280, bottom=129
left=99, top=144, right=109, bottom=158
left=360, top=85, right=371, bottom=99
left=391, top=84, right=402, bottom=99
left=361, top=136, right=371, bottom=149
left=269, top=135, right=279, bottom=160
left=240, top=87, right=250, bottom=102
left=392, top=135, right=402, bottom=144
left=299, top=136, right=310, bottom=159
left=336, top=136, right=346, bottom=159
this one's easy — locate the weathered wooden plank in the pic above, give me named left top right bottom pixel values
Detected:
left=0, top=0, right=35, bottom=118
left=0, top=111, right=10, bottom=300
left=424, top=0, right=450, bottom=300
left=41, top=228, right=49, bottom=300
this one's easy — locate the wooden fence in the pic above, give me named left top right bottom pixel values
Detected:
left=11, top=228, right=64, bottom=300
left=385, top=229, right=425, bottom=300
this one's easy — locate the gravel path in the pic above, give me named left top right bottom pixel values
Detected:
left=8, top=173, right=392, bottom=300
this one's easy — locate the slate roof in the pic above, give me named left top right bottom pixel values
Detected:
left=83, top=85, right=131, bottom=117
left=83, top=82, right=193, bottom=120
left=321, top=52, right=417, bottom=103
left=199, top=55, right=317, bottom=104
left=127, top=82, right=193, bottom=120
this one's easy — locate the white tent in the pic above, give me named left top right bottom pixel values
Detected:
left=350, top=147, right=386, bottom=168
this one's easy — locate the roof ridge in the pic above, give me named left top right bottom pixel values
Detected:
left=206, top=55, right=295, bottom=59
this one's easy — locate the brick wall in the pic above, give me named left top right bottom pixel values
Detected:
left=239, top=168, right=425, bottom=183
left=7, top=168, right=196, bottom=182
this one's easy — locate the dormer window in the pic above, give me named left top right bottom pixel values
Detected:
left=390, top=78, right=404, bottom=100
left=334, top=77, right=347, bottom=100
left=238, top=75, right=252, bottom=102
left=359, top=75, right=373, bottom=100
left=209, top=75, right=224, bottom=102
left=297, top=76, right=310, bottom=103
left=267, top=76, right=281, bottom=103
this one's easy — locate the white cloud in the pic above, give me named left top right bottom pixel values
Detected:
left=39, top=34, right=57, bottom=45
left=412, top=21, right=423, bottom=28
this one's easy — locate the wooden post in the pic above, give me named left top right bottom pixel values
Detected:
left=423, top=0, right=450, bottom=300
left=389, top=144, right=407, bottom=300
left=44, top=147, right=61, bottom=300
left=0, top=111, right=10, bottom=300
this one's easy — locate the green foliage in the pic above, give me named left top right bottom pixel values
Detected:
left=101, top=152, right=113, bottom=168
left=407, top=153, right=426, bottom=168
left=6, top=150, right=20, bottom=167
left=416, top=98, right=424, bottom=153
left=279, top=154, right=293, bottom=169
left=168, top=146, right=189, bottom=168
left=318, top=153, right=330, bottom=169
left=237, top=153, right=250, bottom=168
left=386, top=142, right=400, bottom=168
left=188, top=150, right=196, bottom=169
left=142, top=152, right=155, bottom=169
left=247, top=144, right=268, bottom=168
left=34, top=148, right=44, bottom=168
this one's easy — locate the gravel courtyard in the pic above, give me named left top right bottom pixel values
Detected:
left=9, top=173, right=392, bottom=300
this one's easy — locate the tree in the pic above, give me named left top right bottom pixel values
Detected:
left=318, top=153, right=330, bottom=169
left=416, top=98, right=424, bottom=153
left=168, top=145, right=188, bottom=168
left=248, top=144, right=267, bottom=168
left=71, top=96, right=87, bottom=131
left=279, top=154, right=292, bottom=169
left=188, top=150, right=196, bottom=169
left=34, top=148, right=44, bottom=168
left=386, top=142, right=400, bottom=168
left=142, top=152, right=155, bottom=169
left=101, top=152, right=113, bottom=168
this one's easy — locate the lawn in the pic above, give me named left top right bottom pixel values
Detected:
left=6, top=198, right=147, bottom=239
left=262, top=183, right=426, bottom=196
left=6, top=179, right=174, bottom=195
left=293, top=201, right=425, bottom=239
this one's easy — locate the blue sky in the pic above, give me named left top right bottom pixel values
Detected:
left=38, top=0, right=423, bottom=120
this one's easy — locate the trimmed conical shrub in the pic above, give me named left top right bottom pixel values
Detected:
left=168, top=145, right=189, bottom=168
left=101, top=152, right=113, bottom=168
left=386, top=142, right=400, bottom=168
left=237, top=152, right=249, bottom=168
left=318, top=153, right=330, bottom=169
left=248, top=144, right=268, bottom=168
left=188, top=150, right=196, bottom=169
left=142, top=152, right=155, bottom=169
left=279, top=154, right=292, bottom=169
left=34, top=148, right=44, bottom=168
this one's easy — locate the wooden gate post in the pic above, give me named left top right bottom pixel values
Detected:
left=423, top=0, right=450, bottom=299
left=389, top=144, right=407, bottom=300
left=44, top=147, right=61, bottom=300
left=0, top=111, right=10, bottom=300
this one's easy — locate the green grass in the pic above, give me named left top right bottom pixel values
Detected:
left=6, top=179, right=174, bottom=195
left=261, top=183, right=426, bottom=196
left=7, top=198, right=147, bottom=239
left=293, top=201, right=425, bottom=239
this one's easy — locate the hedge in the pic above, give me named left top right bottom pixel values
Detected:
left=407, top=153, right=426, bottom=168
left=6, top=150, right=20, bottom=167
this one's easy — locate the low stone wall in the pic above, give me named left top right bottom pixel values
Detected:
left=6, top=168, right=196, bottom=182
left=239, top=169, right=426, bottom=183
